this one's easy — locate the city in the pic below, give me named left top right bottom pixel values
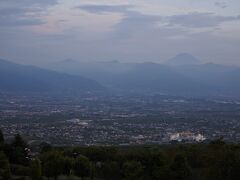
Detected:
left=1, top=92, right=240, bottom=146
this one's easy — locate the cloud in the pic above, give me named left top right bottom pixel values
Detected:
left=77, top=4, right=133, bottom=14
left=112, top=11, right=162, bottom=38
left=78, top=4, right=240, bottom=39
left=166, top=12, right=240, bottom=28
left=0, top=17, right=44, bottom=27
left=78, top=4, right=163, bottom=38
left=215, top=2, right=228, bottom=9
left=0, top=7, right=27, bottom=16
left=0, top=0, right=58, bottom=7
left=0, top=0, right=58, bottom=27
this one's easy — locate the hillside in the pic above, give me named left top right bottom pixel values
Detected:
left=0, top=59, right=103, bottom=92
left=41, top=54, right=240, bottom=97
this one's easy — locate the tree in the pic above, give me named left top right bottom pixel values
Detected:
left=185, top=145, right=206, bottom=169
left=10, top=134, right=29, bottom=165
left=10, top=164, right=30, bottom=177
left=63, top=156, right=74, bottom=177
left=0, top=152, right=11, bottom=180
left=170, top=154, right=192, bottom=180
left=41, top=151, right=64, bottom=180
left=40, top=142, right=52, bottom=153
left=30, top=158, right=42, bottom=180
left=145, top=150, right=167, bottom=179
left=73, top=155, right=92, bottom=179
left=12, top=134, right=27, bottom=148
left=0, top=129, right=4, bottom=144
left=102, top=161, right=121, bottom=180
left=208, top=149, right=240, bottom=180
left=122, top=161, right=143, bottom=180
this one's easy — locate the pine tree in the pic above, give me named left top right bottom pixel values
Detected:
left=30, top=158, right=42, bottom=180
left=0, top=129, right=4, bottom=144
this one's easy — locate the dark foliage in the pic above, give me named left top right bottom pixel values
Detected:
left=0, top=132, right=239, bottom=180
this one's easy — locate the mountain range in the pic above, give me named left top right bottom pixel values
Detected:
left=1, top=54, right=240, bottom=97
left=45, top=54, right=240, bottom=96
left=0, top=59, right=102, bottom=93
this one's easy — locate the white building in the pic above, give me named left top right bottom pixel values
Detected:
left=170, top=132, right=206, bottom=142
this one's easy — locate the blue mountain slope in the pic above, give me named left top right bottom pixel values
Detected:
left=0, top=59, right=103, bottom=92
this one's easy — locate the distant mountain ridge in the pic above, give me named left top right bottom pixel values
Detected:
left=166, top=53, right=202, bottom=66
left=2, top=54, right=240, bottom=97
left=0, top=59, right=103, bottom=92
left=44, top=54, right=240, bottom=97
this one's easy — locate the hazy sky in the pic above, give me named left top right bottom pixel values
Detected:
left=0, top=0, right=240, bottom=65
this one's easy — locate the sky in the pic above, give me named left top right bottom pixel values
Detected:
left=0, top=0, right=240, bottom=65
